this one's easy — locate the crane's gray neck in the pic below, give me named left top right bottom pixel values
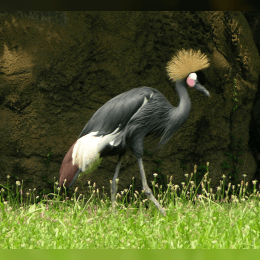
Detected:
left=174, top=79, right=191, bottom=123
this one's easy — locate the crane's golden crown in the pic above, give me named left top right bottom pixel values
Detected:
left=166, top=49, right=210, bottom=82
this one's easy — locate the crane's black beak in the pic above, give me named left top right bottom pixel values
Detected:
left=193, top=82, right=210, bottom=97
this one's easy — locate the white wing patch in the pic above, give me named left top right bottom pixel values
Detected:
left=72, top=132, right=100, bottom=172
left=98, top=126, right=121, bottom=150
left=72, top=127, right=122, bottom=172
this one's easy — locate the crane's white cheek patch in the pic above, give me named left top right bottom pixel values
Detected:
left=187, top=77, right=195, bottom=87
left=72, top=132, right=100, bottom=172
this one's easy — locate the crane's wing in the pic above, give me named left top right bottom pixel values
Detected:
left=78, top=87, right=157, bottom=138
left=59, top=87, right=157, bottom=187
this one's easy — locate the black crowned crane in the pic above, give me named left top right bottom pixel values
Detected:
left=59, top=49, right=210, bottom=216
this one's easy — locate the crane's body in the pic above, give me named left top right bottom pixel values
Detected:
left=59, top=49, right=210, bottom=216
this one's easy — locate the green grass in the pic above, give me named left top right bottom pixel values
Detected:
left=1, top=167, right=260, bottom=249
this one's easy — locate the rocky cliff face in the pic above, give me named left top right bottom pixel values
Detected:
left=0, top=11, right=259, bottom=198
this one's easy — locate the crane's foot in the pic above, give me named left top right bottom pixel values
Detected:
left=144, top=187, right=166, bottom=216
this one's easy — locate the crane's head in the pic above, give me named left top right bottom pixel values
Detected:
left=186, top=72, right=210, bottom=97
left=166, top=49, right=210, bottom=97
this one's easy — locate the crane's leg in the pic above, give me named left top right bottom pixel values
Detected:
left=111, top=155, right=122, bottom=213
left=137, top=157, right=166, bottom=216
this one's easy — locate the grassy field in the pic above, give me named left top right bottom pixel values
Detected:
left=1, top=167, right=260, bottom=249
